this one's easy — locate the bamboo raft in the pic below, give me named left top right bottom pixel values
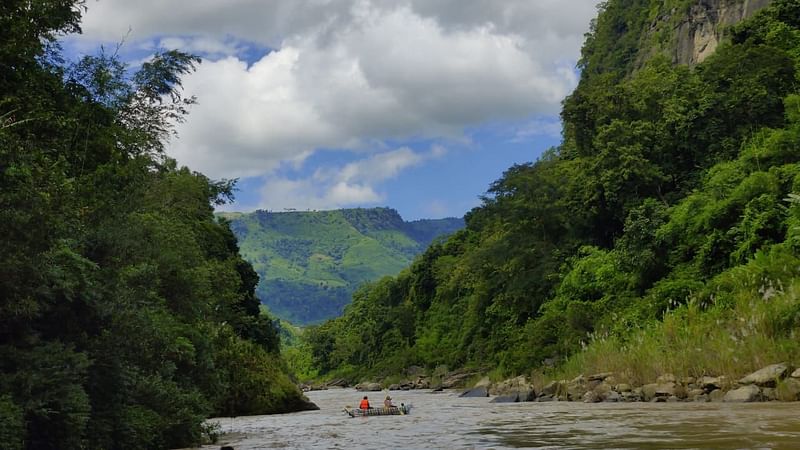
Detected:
left=344, top=405, right=412, bottom=417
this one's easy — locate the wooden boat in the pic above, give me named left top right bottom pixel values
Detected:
left=344, top=404, right=411, bottom=417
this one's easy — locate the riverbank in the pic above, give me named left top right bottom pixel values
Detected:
left=305, top=360, right=799, bottom=406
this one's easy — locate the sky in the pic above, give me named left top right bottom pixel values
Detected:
left=65, top=0, right=602, bottom=220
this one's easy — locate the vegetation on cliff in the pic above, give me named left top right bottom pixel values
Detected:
left=0, top=2, right=311, bottom=449
left=220, top=208, right=462, bottom=324
left=305, top=0, right=800, bottom=384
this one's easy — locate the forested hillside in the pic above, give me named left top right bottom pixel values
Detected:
left=306, top=0, right=800, bottom=384
left=0, top=2, right=314, bottom=449
left=220, top=208, right=463, bottom=324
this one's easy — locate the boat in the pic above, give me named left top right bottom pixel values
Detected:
left=344, top=404, right=412, bottom=417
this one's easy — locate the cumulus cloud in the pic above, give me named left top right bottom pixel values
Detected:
left=74, top=0, right=600, bottom=182
left=73, top=1, right=600, bottom=216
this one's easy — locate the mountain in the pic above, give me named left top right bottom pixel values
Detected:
left=218, top=208, right=463, bottom=324
left=305, top=0, right=800, bottom=384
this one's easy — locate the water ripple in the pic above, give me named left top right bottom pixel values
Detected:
left=188, top=389, right=800, bottom=449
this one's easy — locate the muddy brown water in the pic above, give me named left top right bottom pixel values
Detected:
left=190, top=388, right=800, bottom=449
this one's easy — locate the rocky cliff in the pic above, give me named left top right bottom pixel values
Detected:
left=674, top=0, right=772, bottom=64
left=632, top=0, right=773, bottom=69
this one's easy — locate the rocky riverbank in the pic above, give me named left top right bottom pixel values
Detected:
left=302, top=362, right=800, bottom=404
left=460, top=363, right=800, bottom=403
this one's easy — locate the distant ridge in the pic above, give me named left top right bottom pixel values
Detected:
left=218, top=207, right=463, bottom=324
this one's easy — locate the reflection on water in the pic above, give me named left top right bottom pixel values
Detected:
left=192, top=389, right=800, bottom=449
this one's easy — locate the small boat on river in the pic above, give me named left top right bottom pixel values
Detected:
left=344, top=404, right=412, bottom=417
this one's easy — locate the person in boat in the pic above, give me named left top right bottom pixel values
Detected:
left=383, top=395, right=395, bottom=408
left=359, top=395, right=371, bottom=409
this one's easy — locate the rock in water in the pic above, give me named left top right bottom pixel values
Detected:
left=723, top=385, right=762, bottom=402
left=459, top=386, right=489, bottom=398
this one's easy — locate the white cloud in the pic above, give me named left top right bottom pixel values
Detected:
left=251, top=146, right=443, bottom=212
left=73, top=0, right=600, bottom=183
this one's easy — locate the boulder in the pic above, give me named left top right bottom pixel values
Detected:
left=459, top=386, right=489, bottom=398
left=490, top=376, right=535, bottom=401
left=520, top=388, right=536, bottom=402
left=565, top=376, right=586, bottom=401
left=791, top=368, right=800, bottom=379
left=326, top=378, right=349, bottom=388
left=587, top=372, right=614, bottom=382
left=615, top=383, right=632, bottom=393
left=620, top=391, right=641, bottom=402
left=490, top=394, right=519, bottom=403
left=738, top=363, right=789, bottom=387
left=723, top=385, right=762, bottom=402
left=694, top=394, right=709, bottom=402
left=709, top=389, right=725, bottom=402
left=593, top=382, right=613, bottom=398
left=356, top=382, right=382, bottom=392
left=776, top=378, right=800, bottom=401
left=687, top=388, right=705, bottom=400
left=700, top=376, right=726, bottom=391
left=641, top=384, right=658, bottom=401
left=567, top=384, right=585, bottom=401
left=540, top=381, right=561, bottom=397
left=604, top=391, right=621, bottom=402
left=582, top=391, right=601, bottom=403
left=761, top=387, right=777, bottom=401
left=536, top=394, right=556, bottom=402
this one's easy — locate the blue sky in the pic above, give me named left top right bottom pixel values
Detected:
left=64, top=0, right=600, bottom=220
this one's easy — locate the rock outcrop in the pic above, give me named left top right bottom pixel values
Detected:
left=637, top=0, right=773, bottom=68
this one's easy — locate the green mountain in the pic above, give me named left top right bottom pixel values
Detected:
left=218, top=208, right=463, bottom=324
left=306, top=0, right=800, bottom=384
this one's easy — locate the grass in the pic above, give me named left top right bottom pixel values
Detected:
left=552, top=277, right=800, bottom=386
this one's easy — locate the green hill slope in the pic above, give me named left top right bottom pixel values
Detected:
left=219, top=208, right=463, bottom=324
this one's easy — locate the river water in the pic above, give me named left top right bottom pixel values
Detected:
left=194, top=388, right=800, bottom=449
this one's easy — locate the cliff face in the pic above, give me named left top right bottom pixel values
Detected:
left=674, top=0, right=772, bottom=65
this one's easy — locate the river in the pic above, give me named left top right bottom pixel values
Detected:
left=193, top=388, right=800, bottom=449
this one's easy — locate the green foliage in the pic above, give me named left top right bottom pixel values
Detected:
left=0, top=395, right=24, bottom=450
left=306, top=0, right=800, bottom=385
left=0, top=3, right=310, bottom=448
left=221, top=208, right=462, bottom=324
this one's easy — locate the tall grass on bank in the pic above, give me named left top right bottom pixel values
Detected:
left=553, top=261, right=800, bottom=386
